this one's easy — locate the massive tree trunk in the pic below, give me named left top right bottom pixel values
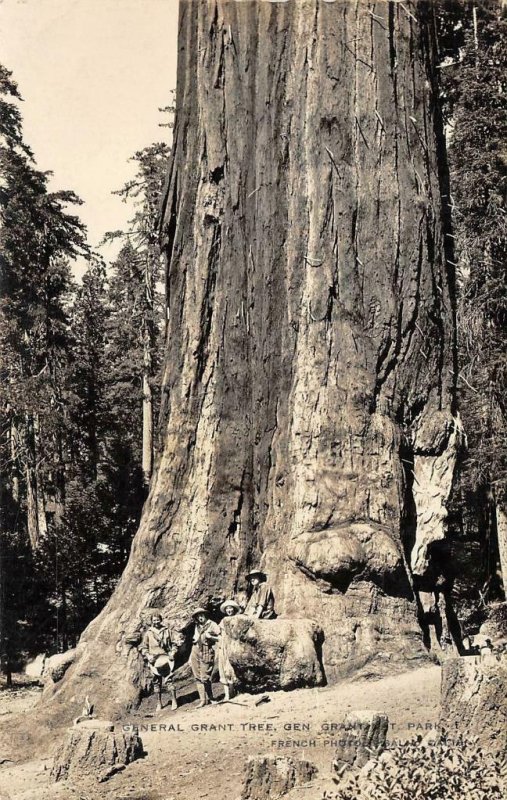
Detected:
left=43, top=0, right=459, bottom=720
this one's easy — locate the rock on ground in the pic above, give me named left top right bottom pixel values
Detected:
left=439, top=655, right=507, bottom=753
left=241, top=755, right=317, bottom=800
left=43, top=649, right=78, bottom=683
left=220, top=616, right=324, bottom=692
left=50, top=719, right=144, bottom=783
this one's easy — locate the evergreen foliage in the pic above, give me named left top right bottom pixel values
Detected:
left=0, top=65, right=170, bottom=675
left=104, top=139, right=170, bottom=482
left=437, top=1, right=507, bottom=605
left=0, top=66, right=88, bottom=669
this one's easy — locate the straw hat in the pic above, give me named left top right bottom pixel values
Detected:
left=246, top=569, right=266, bottom=580
left=192, top=607, right=208, bottom=618
left=151, top=654, right=173, bottom=677
left=220, top=599, right=240, bottom=615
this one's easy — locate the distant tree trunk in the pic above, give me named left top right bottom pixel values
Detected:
left=141, top=370, right=153, bottom=484
left=59, top=584, right=68, bottom=652
left=141, top=255, right=155, bottom=486
left=25, top=414, right=47, bottom=549
left=25, top=465, right=40, bottom=550
left=0, top=412, right=13, bottom=685
left=0, top=524, right=5, bottom=684
left=9, top=413, right=20, bottom=504
left=53, top=452, right=65, bottom=528
left=43, top=0, right=459, bottom=721
left=52, top=388, right=66, bottom=528
left=141, top=337, right=153, bottom=486
left=495, top=504, right=507, bottom=599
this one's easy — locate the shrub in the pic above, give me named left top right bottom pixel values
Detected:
left=324, top=736, right=506, bottom=800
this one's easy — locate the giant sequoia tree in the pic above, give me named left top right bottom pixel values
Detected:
left=45, top=0, right=460, bottom=718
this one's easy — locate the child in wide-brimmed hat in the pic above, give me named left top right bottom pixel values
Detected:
left=244, top=570, right=276, bottom=619
left=138, top=611, right=179, bottom=711
left=218, top=600, right=241, bottom=702
left=190, top=608, right=220, bottom=707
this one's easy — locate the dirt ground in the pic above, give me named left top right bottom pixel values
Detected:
left=0, top=665, right=442, bottom=800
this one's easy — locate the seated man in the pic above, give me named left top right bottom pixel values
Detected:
left=139, top=611, right=179, bottom=711
left=243, top=569, right=276, bottom=619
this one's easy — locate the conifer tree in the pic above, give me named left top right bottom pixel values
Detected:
left=0, top=63, right=87, bottom=669
left=105, top=142, right=170, bottom=485
left=438, top=1, right=507, bottom=599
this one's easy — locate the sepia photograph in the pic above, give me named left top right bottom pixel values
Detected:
left=0, top=1, right=505, bottom=798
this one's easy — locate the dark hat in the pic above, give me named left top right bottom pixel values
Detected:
left=220, top=599, right=240, bottom=615
left=247, top=569, right=266, bottom=580
left=192, top=607, right=208, bottom=618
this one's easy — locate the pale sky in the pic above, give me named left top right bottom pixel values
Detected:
left=0, top=0, right=179, bottom=270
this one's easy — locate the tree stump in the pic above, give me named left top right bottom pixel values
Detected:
left=332, top=710, right=389, bottom=776
left=439, top=655, right=507, bottom=753
left=241, top=756, right=317, bottom=800
left=50, top=719, right=144, bottom=783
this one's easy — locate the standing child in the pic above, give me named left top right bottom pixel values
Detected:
left=138, top=612, right=179, bottom=711
left=218, top=599, right=240, bottom=701
left=190, top=607, right=220, bottom=707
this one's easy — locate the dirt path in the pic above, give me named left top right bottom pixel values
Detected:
left=0, top=665, right=441, bottom=800
left=0, top=683, right=42, bottom=719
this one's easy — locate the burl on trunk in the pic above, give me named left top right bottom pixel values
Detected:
left=45, top=0, right=460, bottom=719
